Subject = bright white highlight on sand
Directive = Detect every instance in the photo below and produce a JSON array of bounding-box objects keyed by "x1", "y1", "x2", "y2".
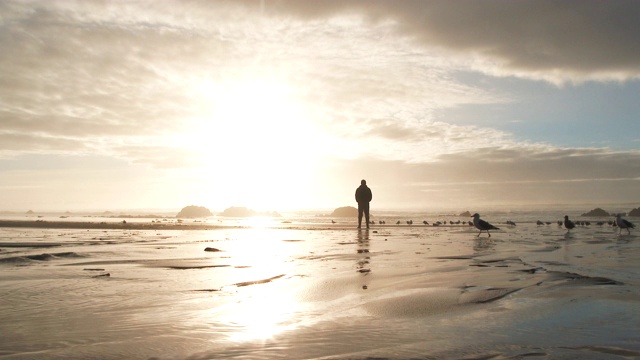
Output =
[
  {"x1": 224, "y1": 291, "x2": 299, "y2": 342},
  {"x1": 220, "y1": 229, "x2": 302, "y2": 341}
]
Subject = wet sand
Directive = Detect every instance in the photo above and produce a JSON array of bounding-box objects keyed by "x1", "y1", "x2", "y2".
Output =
[{"x1": 0, "y1": 222, "x2": 639, "y2": 359}]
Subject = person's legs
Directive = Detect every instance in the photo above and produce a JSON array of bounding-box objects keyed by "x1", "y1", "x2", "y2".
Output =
[
  {"x1": 358, "y1": 204, "x2": 364, "y2": 228},
  {"x1": 364, "y1": 203, "x2": 370, "y2": 228}
]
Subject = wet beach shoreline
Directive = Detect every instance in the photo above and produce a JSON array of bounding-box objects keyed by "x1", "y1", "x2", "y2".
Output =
[{"x1": 1, "y1": 218, "x2": 639, "y2": 359}]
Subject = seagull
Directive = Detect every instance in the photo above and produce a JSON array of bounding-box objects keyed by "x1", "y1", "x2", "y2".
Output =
[
  {"x1": 615, "y1": 214, "x2": 635, "y2": 235},
  {"x1": 563, "y1": 215, "x2": 575, "y2": 231},
  {"x1": 471, "y1": 213, "x2": 499, "y2": 237}
]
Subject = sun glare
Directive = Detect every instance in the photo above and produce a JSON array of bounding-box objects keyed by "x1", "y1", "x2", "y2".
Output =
[{"x1": 184, "y1": 77, "x2": 326, "y2": 210}]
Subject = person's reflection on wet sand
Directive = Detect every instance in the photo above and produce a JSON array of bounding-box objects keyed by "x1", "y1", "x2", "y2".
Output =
[{"x1": 357, "y1": 229, "x2": 371, "y2": 289}]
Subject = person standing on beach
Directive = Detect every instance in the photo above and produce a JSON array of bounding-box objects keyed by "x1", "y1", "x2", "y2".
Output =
[{"x1": 355, "y1": 179, "x2": 372, "y2": 229}]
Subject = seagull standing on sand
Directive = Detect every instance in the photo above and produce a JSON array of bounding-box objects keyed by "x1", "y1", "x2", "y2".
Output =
[
  {"x1": 471, "y1": 213, "x2": 500, "y2": 237},
  {"x1": 615, "y1": 214, "x2": 635, "y2": 235},
  {"x1": 563, "y1": 215, "x2": 575, "y2": 231}
]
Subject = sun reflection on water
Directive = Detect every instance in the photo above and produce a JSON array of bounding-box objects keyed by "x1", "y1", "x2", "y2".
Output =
[
  {"x1": 217, "y1": 228, "x2": 303, "y2": 342},
  {"x1": 242, "y1": 216, "x2": 278, "y2": 228},
  {"x1": 223, "y1": 288, "x2": 300, "y2": 342}
]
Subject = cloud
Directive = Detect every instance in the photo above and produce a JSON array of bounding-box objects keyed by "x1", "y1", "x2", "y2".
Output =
[
  {"x1": 1, "y1": 0, "x2": 638, "y2": 212},
  {"x1": 0, "y1": 0, "x2": 509, "y2": 165},
  {"x1": 0, "y1": 132, "x2": 88, "y2": 155},
  {"x1": 263, "y1": 0, "x2": 640, "y2": 84},
  {"x1": 326, "y1": 145, "x2": 640, "y2": 208}
]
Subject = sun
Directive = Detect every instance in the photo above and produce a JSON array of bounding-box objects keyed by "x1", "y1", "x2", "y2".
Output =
[{"x1": 183, "y1": 77, "x2": 326, "y2": 210}]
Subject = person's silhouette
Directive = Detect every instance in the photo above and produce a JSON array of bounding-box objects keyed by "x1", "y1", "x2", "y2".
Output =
[{"x1": 355, "y1": 179, "x2": 372, "y2": 228}]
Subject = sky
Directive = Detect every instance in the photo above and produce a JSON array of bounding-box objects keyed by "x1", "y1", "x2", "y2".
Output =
[{"x1": 1, "y1": 0, "x2": 639, "y2": 213}]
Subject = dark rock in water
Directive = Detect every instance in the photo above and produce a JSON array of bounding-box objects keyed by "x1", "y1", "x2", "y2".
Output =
[
  {"x1": 330, "y1": 206, "x2": 358, "y2": 217},
  {"x1": 581, "y1": 208, "x2": 609, "y2": 217},
  {"x1": 629, "y1": 207, "x2": 640, "y2": 217},
  {"x1": 204, "y1": 247, "x2": 221, "y2": 252},
  {"x1": 177, "y1": 205, "x2": 213, "y2": 218},
  {"x1": 459, "y1": 211, "x2": 472, "y2": 217}
]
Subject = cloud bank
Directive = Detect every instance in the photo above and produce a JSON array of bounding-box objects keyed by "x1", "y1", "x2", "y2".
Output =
[
  {"x1": 0, "y1": 0, "x2": 638, "y2": 210},
  {"x1": 266, "y1": 0, "x2": 640, "y2": 83}
]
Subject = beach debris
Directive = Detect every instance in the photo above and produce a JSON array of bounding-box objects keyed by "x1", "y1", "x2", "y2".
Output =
[
  {"x1": 471, "y1": 213, "x2": 500, "y2": 237},
  {"x1": 562, "y1": 272, "x2": 623, "y2": 285},
  {"x1": 192, "y1": 289, "x2": 221, "y2": 292},
  {"x1": 167, "y1": 264, "x2": 230, "y2": 270},
  {"x1": 472, "y1": 288, "x2": 522, "y2": 304},
  {"x1": 520, "y1": 267, "x2": 546, "y2": 274},
  {"x1": 233, "y1": 274, "x2": 285, "y2": 287}
]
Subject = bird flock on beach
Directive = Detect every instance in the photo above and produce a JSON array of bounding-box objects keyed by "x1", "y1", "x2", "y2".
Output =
[{"x1": 347, "y1": 213, "x2": 635, "y2": 237}]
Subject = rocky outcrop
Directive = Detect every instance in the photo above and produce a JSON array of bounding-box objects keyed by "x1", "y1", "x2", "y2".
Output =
[
  {"x1": 629, "y1": 207, "x2": 640, "y2": 217},
  {"x1": 176, "y1": 205, "x2": 213, "y2": 218},
  {"x1": 330, "y1": 206, "x2": 358, "y2": 217},
  {"x1": 581, "y1": 208, "x2": 609, "y2": 217},
  {"x1": 459, "y1": 211, "x2": 472, "y2": 217}
]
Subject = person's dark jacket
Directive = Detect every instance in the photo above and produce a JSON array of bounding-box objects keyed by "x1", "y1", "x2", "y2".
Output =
[{"x1": 355, "y1": 185, "x2": 372, "y2": 204}]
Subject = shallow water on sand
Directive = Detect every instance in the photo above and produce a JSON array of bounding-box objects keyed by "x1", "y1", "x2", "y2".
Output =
[{"x1": 0, "y1": 218, "x2": 639, "y2": 359}]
